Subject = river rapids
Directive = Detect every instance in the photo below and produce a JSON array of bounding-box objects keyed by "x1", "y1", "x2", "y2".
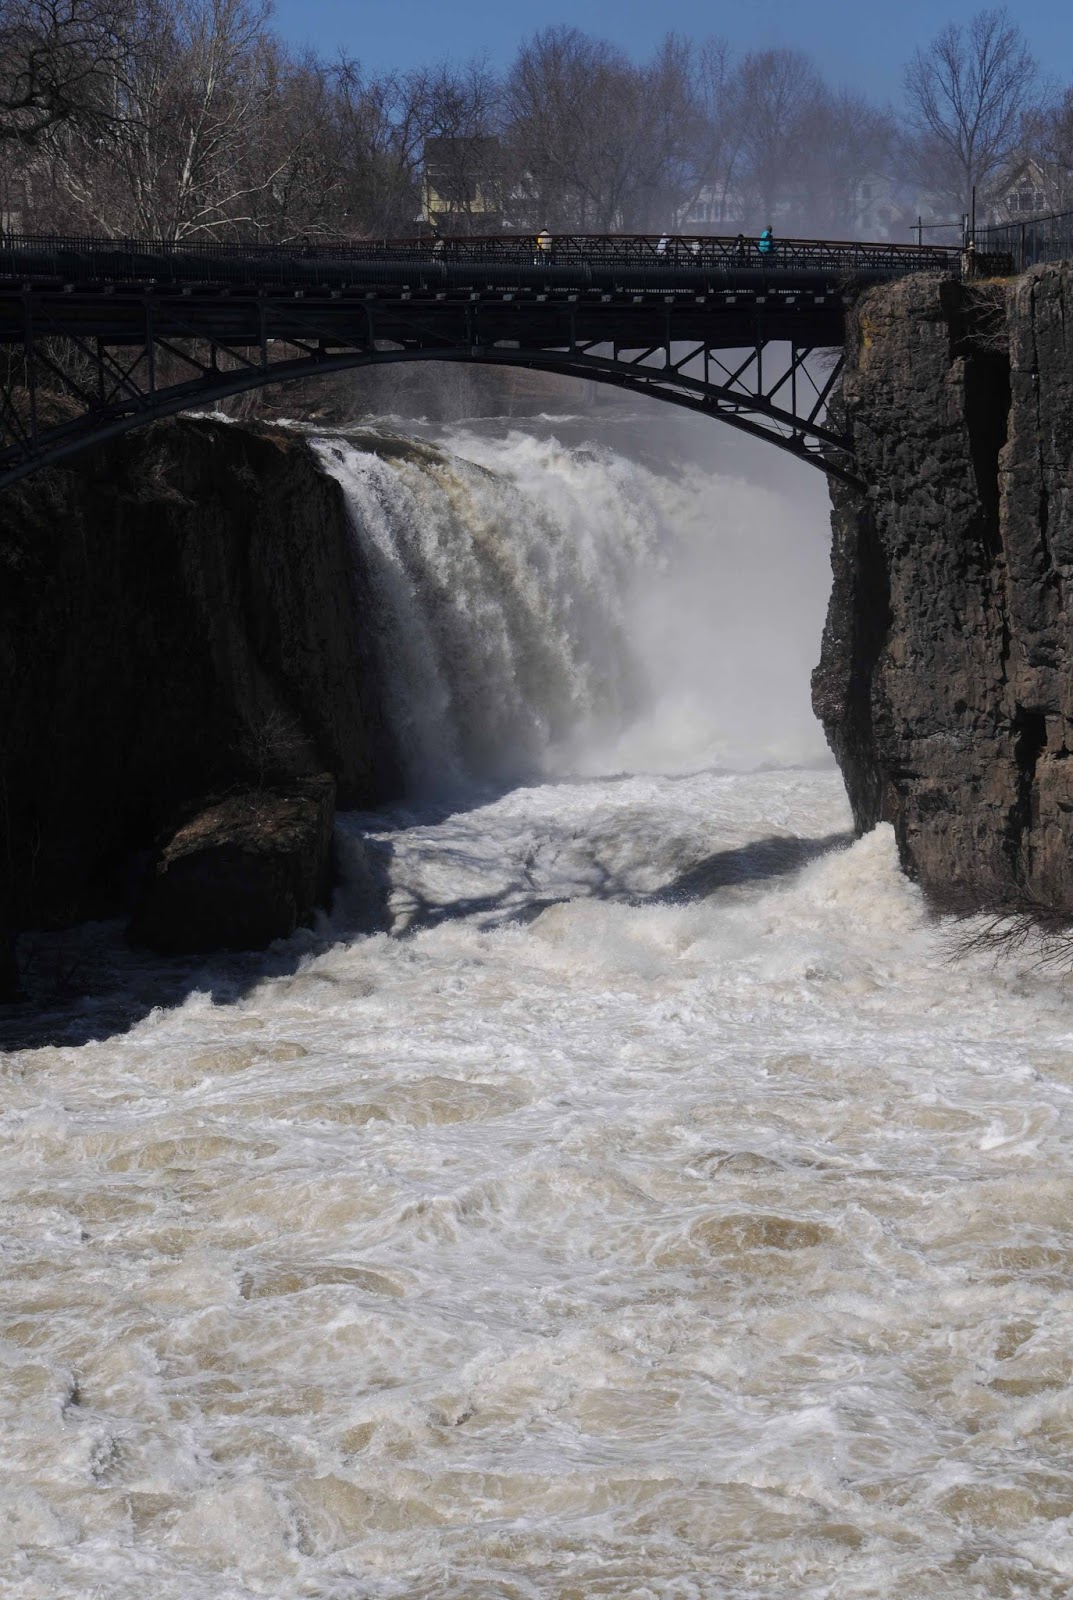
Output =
[{"x1": 4, "y1": 417, "x2": 1073, "y2": 1599}]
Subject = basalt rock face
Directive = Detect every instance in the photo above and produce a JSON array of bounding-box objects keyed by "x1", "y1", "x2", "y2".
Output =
[
  {"x1": 813, "y1": 266, "x2": 1073, "y2": 911},
  {"x1": 0, "y1": 417, "x2": 399, "y2": 978}
]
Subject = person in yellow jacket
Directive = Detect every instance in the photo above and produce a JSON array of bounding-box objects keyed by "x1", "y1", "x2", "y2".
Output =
[{"x1": 536, "y1": 226, "x2": 553, "y2": 260}]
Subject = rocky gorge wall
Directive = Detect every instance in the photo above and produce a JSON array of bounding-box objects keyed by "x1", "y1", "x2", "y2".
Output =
[
  {"x1": 813, "y1": 264, "x2": 1073, "y2": 913},
  {"x1": 0, "y1": 418, "x2": 399, "y2": 991}
]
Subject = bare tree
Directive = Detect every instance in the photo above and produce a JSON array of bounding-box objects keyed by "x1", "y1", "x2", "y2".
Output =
[
  {"x1": 504, "y1": 27, "x2": 703, "y2": 233},
  {"x1": 802, "y1": 89, "x2": 897, "y2": 236},
  {"x1": 6, "y1": 11, "x2": 1031, "y2": 252},
  {"x1": 903, "y1": 6, "x2": 1036, "y2": 214},
  {"x1": 237, "y1": 48, "x2": 352, "y2": 241},
  {"x1": 327, "y1": 59, "x2": 427, "y2": 235},
  {"x1": 677, "y1": 36, "x2": 746, "y2": 229},
  {"x1": 0, "y1": 0, "x2": 133, "y2": 146},
  {"x1": 628, "y1": 34, "x2": 709, "y2": 231},
  {"x1": 730, "y1": 48, "x2": 826, "y2": 226},
  {"x1": 504, "y1": 28, "x2": 638, "y2": 231},
  {"x1": 44, "y1": 0, "x2": 301, "y2": 238}
]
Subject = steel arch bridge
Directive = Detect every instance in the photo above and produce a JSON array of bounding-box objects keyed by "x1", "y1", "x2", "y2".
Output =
[{"x1": 0, "y1": 232, "x2": 962, "y2": 491}]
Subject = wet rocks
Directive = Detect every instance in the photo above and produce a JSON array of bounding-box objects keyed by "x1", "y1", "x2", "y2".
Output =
[
  {"x1": 813, "y1": 265, "x2": 1073, "y2": 913},
  {"x1": 129, "y1": 775, "x2": 336, "y2": 953}
]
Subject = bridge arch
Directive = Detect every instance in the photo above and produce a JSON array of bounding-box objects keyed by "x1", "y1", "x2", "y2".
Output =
[{"x1": 0, "y1": 341, "x2": 850, "y2": 492}]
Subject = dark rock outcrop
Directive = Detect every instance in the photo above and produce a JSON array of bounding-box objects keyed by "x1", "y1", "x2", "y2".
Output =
[
  {"x1": 813, "y1": 265, "x2": 1073, "y2": 911},
  {"x1": 129, "y1": 774, "x2": 336, "y2": 953},
  {"x1": 0, "y1": 925, "x2": 20, "y2": 1002},
  {"x1": 0, "y1": 417, "x2": 399, "y2": 960}
]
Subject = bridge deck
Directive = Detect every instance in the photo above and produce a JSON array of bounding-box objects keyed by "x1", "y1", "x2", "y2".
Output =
[{"x1": 0, "y1": 230, "x2": 961, "y2": 289}]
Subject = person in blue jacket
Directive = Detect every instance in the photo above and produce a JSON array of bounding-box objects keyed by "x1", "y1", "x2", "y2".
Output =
[{"x1": 757, "y1": 225, "x2": 775, "y2": 257}]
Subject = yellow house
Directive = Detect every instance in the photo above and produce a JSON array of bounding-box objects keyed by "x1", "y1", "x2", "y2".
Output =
[{"x1": 422, "y1": 137, "x2": 501, "y2": 233}]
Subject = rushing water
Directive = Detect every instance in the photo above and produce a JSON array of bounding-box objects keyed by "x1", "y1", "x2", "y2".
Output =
[{"x1": 5, "y1": 421, "x2": 1073, "y2": 1599}]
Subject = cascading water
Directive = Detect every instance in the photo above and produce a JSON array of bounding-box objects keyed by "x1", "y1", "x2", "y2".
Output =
[
  {"x1": 310, "y1": 430, "x2": 647, "y2": 789},
  {"x1": 311, "y1": 423, "x2": 831, "y2": 789},
  {"x1": 5, "y1": 415, "x2": 1073, "y2": 1600}
]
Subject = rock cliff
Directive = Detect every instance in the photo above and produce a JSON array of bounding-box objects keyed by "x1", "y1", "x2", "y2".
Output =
[
  {"x1": 0, "y1": 417, "x2": 399, "y2": 985},
  {"x1": 813, "y1": 264, "x2": 1073, "y2": 912}
]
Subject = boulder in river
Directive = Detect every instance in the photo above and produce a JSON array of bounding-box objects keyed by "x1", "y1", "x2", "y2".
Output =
[{"x1": 129, "y1": 775, "x2": 335, "y2": 954}]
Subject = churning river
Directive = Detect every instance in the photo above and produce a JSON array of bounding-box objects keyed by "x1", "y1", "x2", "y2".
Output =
[{"x1": 5, "y1": 417, "x2": 1073, "y2": 1599}]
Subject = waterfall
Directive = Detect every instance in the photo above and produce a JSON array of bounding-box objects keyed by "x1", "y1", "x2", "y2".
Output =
[{"x1": 311, "y1": 423, "x2": 832, "y2": 792}]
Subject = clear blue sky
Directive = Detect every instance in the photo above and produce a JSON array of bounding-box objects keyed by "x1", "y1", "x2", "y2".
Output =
[{"x1": 270, "y1": 0, "x2": 1073, "y2": 100}]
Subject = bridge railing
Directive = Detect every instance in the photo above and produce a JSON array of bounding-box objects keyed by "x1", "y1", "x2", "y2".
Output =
[
  {"x1": 0, "y1": 230, "x2": 962, "y2": 287},
  {"x1": 974, "y1": 207, "x2": 1073, "y2": 272}
]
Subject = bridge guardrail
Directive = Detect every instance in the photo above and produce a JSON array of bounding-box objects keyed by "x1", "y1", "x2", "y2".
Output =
[
  {"x1": 0, "y1": 231, "x2": 962, "y2": 289},
  {"x1": 974, "y1": 207, "x2": 1073, "y2": 273}
]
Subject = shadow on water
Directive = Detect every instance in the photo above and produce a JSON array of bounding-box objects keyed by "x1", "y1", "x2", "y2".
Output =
[
  {"x1": 0, "y1": 848, "x2": 398, "y2": 1054},
  {"x1": 0, "y1": 919, "x2": 337, "y2": 1055},
  {"x1": 650, "y1": 831, "x2": 850, "y2": 903},
  {"x1": 386, "y1": 830, "x2": 851, "y2": 936},
  {"x1": 0, "y1": 805, "x2": 850, "y2": 1054}
]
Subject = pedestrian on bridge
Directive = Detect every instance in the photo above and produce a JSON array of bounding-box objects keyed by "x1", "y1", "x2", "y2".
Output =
[
  {"x1": 757, "y1": 226, "x2": 775, "y2": 258},
  {"x1": 536, "y1": 226, "x2": 553, "y2": 264},
  {"x1": 656, "y1": 232, "x2": 670, "y2": 256}
]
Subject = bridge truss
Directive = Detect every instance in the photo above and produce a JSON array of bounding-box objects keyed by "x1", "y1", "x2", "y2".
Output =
[
  {"x1": 0, "y1": 232, "x2": 960, "y2": 490},
  {"x1": 0, "y1": 307, "x2": 850, "y2": 491}
]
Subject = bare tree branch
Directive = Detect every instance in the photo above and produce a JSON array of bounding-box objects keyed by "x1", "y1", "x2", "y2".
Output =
[
  {"x1": 903, "y1": 6, "x2": 1036, "y2": 213},
  {"x1": 0, "y1": 0, "x2": 134, "y2": 145}
]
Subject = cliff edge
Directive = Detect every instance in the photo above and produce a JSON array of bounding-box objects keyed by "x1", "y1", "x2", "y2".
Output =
[{"x1": 813, "y1": 265, "x2": 1073, "y2": 912}]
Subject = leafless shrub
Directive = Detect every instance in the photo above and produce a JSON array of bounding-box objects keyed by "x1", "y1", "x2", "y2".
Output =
[
  {"x1": 961, "y1": 279, "x2": 1009, "y2": 352},
  {"x1": 238, "y1": 706, "x2": 308, "y2": 788},
  {"x1": 944, "y1": 902, "x2": 1073, "y2": 972},
  {"x1": 928, "y1": 864, "x2": 1073, "y2": 973}
]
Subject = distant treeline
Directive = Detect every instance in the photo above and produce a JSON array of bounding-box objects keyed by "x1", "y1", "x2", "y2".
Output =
[{"x1": 0, "y1": 1, "x2": 1068, "y2": 241}]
